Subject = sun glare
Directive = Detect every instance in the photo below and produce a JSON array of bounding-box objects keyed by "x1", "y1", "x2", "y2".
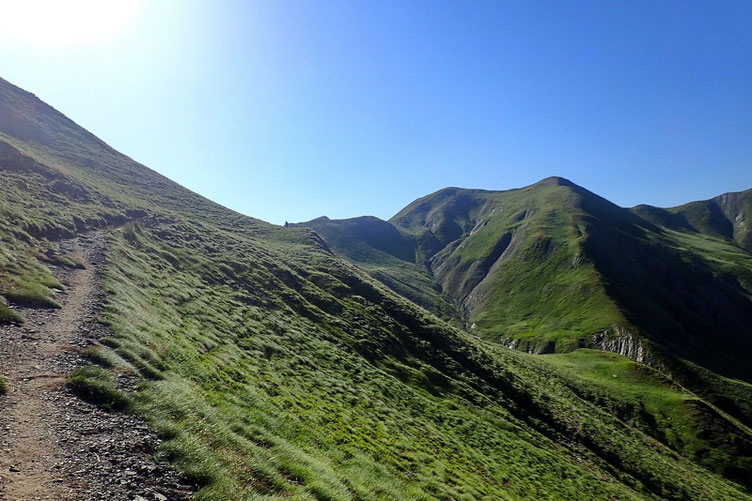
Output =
[{"x1": 0, "y1": 0, "x2": 142, "y2": 47}]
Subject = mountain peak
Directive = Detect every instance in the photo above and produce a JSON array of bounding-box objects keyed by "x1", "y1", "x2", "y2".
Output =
[
  {"x1": 4, "y1": 76, "x2": 752, "y2": 500},
  {"x1": 533, "y1": 175, "x2": 577, "y2": 188}
]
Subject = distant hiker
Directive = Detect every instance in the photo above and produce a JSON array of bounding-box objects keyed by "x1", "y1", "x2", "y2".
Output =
[{"x1": 284, "y1": 221, "x2": 289, "y2": 228}]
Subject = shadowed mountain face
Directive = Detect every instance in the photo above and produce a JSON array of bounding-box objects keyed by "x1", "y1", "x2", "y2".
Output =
[
  {"x1": 298, "y1": 176, "x2": 752, "y2": 435},
  {"x1": 3, "y1": 76, "x2": 752, "y2": 499},
  {"x1": 293, "y1": 216, "x2": 463, "y2": 323},
  {"x1": 387, "y1": 177, "x2": 638, "y2": 343},
  {"x1": 302, "y1": 216, "x2": 417, "y2": 263},
  {"x1": 634, "y1": 189, "x2": 752, "y2": 252},
  {"x1": 301, "y1": 179, "x2": 752, "y2": 378}
]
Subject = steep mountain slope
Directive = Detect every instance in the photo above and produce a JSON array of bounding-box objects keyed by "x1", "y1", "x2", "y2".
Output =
[
  {"x1": 389, "y1": 178, "x2": 634, "y2": 349},
  {"x1": 634, "y1": 188, "x2": 752, "y2": 252},
  {"x1": 295, "y1": 216, "x2": 462, "y2": 322},
  {"x1": 298, "y1": 178, "x2": 752, "y2": 430},
  {"x1": 387, "y1": 179, "x2": 752, "y2": 376},
  {"x1": 2, "y1": 76, "x2": 752, "y2": 499},
  {"x1": 303, "y1": 181, "x2": 629, "y2": 345},
  {"x1": 306, "y1": 180, "x2": 752, "y2": 362}
]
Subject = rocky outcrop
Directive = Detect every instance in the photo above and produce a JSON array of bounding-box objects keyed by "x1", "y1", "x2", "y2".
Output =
[
  {"x1": 497, "y1": 326, "x2": 673, "y2": 375},
  {"x1": 497, "y1": 336, "x2": 567, "y2": 355},
  {"x1": 590, "y1": 327, "x2": 674, "y2": 376},
  {"x1": 592, "y1": 327, "x2": 646, "y2": 362}
]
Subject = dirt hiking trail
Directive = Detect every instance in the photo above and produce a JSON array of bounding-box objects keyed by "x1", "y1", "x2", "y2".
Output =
[{"x1": 0, "y1": 232, "x2": 192, "y2": 501}]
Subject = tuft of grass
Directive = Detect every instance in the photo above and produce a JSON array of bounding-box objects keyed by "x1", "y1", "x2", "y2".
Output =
[
  {"x1": 3, "y1": 287, "x2": 61, "y2": 308},
  {"x1": 0, "y1": 376, "x2": 8, "y2": 395},
  {"x1": 1, "y1": 270, "x2": 64, "y2": 309},
  {"x1": 67, "y1": 364, "x2": 130, "y2": 411},
  {"x1": 84, "y1": 345, "x2": 118, "y2": 368},
  {"x1": 0, "y1": 303, "x2": 24, "y2": 324},
  {"x1": 43, "y1": 253, "x2": 86, "y2": 269}
]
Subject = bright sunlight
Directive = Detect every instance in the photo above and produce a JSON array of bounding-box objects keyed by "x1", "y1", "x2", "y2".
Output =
[{"x1": 0, "y1": 0, "x2": 142, "y2": 47}]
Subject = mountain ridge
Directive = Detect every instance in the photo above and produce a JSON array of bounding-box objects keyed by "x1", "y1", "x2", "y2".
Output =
[
  {"x1": 301, "y1": 177, "x2": 752, "y2": 351},
  {"x1": 3, "y1": 76, "x2": 752, "y2": 499},
  {"x1": 633, "y1": 187, "x2": 752, "y2": 252},
  {"x1": 298, "y1": 177, "x2": 752, "y2": 427}
]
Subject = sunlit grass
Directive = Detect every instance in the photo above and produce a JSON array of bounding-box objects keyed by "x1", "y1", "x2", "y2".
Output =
[{"x1": 1, "y1": 82, "x2": 752, "y2": 499}]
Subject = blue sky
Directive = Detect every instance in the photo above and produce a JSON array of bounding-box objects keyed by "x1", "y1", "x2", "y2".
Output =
[{"x1": 1, "y1": 1, "x2": 751, "y2": 224}]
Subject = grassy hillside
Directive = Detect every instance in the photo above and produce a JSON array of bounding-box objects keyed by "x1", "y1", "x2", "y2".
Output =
[
  {"x1": 304, "y1": 179, "x2": 632, "y2": 349},
  {"x1": 99, "y1": 219, "x2": 752, "y2": 499},
  {"x1": 2, "y1": 76, "x2": 752, "y2": 499},
  {"x1": 305, "y1": 179, "x2": 752, "y2": 374},
  {"x1": 582, "y1": 207, "x2": 752, "y2": 383},
  {"x1": 405, "y1": 179, "x2": 630, "y2": 350},
  {"x1": 294, "y1": 216, "x2": 462, "y2": 323},
  {"x1": 542, "y1": 349, "x2": 752, "y2": 488},
  {"x1": 298, "y1": 176, "x2": 752, "y2": 439},
  {"x1": 389, "y1": 179, "x2": 752, "y2": 372},
  {"x1": 634, "y1": 189, "x2": 752, "y2": 252}
]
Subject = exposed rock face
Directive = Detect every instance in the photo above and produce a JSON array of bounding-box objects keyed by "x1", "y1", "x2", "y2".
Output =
[
  {"x1": 590, "y1": 327, "x2": 673, "y2": 376},
  {"x1": 498, "y1": 326, "x2": 674, "y2": 376},
  {"x1": 497, "y1": 336, "x2": 567, "y2": 355},
  {"x1": 592, "y1": 327, "x2": 646, "y2": 362}
]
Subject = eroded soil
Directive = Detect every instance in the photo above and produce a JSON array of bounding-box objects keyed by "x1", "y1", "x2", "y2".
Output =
[{"x1": 0, "y1": 232, "x2": 193, "y2": 500}]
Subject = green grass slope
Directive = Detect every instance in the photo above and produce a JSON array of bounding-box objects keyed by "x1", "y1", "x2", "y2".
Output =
[
  {"x1": 2, "y1": 76, "x2": 752, "y2": 499},
  {"x1": 634, "y1": 189, "x2": 752, "y2": 252},
  {"x1": 295, "y1": 216, "x2": 462, "y2": 323},
  {"x1": 317, "y1": 178, "x2": 752, "y2": 380},
  {"x1": 313, "y1": 179, "x2": 636, "y2": 351},
  {"x1": 102, "y1": 219, "x2": 752, "y2": 500},
  {"x1": 581, "y1": 206, "x2": 752, "y2": 383},
  {"x1": 302, "y1": 179, "x2": 633, "y2": 348},
  {"x1": 298, "y1": 177, "x2": 752, "y2": 432},
  {"x1": 542, "y1": 349, "x2": 752, "y2": 489},
  {"x1": 398, "y1": 179, "x2": 631, "y2": 351}
]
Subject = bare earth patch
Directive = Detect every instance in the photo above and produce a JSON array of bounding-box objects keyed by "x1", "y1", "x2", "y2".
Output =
[{"x1": 0, "y1": 232, "x2": 193, "y2": 500}]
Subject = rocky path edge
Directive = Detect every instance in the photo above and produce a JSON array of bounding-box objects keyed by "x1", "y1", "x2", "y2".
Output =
[{"x1": 0, "y1": 231, "x2": 194, "y2": 501}]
